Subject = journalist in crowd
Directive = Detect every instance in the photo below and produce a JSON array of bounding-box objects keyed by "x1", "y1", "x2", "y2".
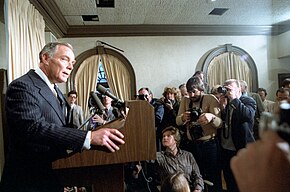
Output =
[
  {"x1": 176, "y1": 76, "x2": 223, "y2": 192},
  {"x1": 219, "y1": 79, "x2": 256, "y2": 192}
]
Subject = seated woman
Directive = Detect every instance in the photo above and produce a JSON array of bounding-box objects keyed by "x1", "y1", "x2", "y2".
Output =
[
  {"x1": 125, "y1": 126, "x2": 204, "y2": 192},
  {"x1": 156, "y1": 126, "x2": 204, "y2": 192}
]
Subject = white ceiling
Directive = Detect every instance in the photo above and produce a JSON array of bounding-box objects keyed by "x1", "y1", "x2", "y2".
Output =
[
  {"x1": 55, "y1": 0, "x2": 290, "y2": 26},
  {"x1": 29, "y1": 0, "x2": 290, "y2": 38}
]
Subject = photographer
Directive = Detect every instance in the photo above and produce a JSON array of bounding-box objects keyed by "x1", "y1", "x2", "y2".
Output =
[
  {"x1": 137, "y1": 87, "x2": 164, "y2": 151},
  {"x1": 176, "y1": 76, "x2": 223, "y2": 192},
  {"x1": 219, "y1": 79, "x2": 256, "y2": 192}
]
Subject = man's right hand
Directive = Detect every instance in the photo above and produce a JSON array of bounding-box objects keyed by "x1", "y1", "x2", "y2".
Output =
[{"x1": 91, "y1": 128, "x2": 125, "y2": 152}]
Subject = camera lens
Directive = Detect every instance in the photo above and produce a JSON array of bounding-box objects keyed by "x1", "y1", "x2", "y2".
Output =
[{"x1": 217, "y1": 86, "x2": 227, "y2": 94}]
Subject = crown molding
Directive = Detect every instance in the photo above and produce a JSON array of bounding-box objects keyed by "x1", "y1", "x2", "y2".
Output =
[
  {"x1": 65, "y1": 24, "x2": 274, "y2": 37},
  {"x1": 29, "y1": 0, "x2": 68, "y2": 38},
  {"x1": 29, "y1": 0, "x2": 289, "y2": 38}
]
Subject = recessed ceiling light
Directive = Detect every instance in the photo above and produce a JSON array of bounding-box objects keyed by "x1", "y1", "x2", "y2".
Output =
[{"x1": 82, "y1": 15, "x2": 99, "y2": 22}]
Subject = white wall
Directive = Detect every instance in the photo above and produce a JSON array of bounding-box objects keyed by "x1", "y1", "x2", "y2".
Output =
[
  {"x1": 276, "y1": 31, "x2": 290, "y2": 58},
  {"x1": 269, "y1": 32, "x2": 290, "y2": 99},
  {"x1": 61, "y1": 35, "x2": 274, "y2": 99}
]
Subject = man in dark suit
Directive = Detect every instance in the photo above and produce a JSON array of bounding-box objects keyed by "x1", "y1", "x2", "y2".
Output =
[
  {"x1": 0, "y1": 42, "x2": 125, "y2": 192},
  {"x1": 219, "y1": 79, "x2": 256, "y2": 192}
]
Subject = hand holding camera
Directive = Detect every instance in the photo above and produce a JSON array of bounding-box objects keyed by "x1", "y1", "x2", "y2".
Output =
[
  {"x1": 217, "y1": 85, "x2": 240, "y2": 101},
  {"x1": 187, "y1": 107, "x2": 203, "y2": 122},
  {"x1": 197, "y1": 113, "x2": 216, "y2": 125}
]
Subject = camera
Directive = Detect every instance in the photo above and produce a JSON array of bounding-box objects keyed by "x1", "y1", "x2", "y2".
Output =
[
  {"x1": 217, "y1": 86, "x2": 228, "y2": 94},
  {"x1": 188, "y1": 107, "x2": 203, "y2": 122},
  {"x1": 136, "y1": 94, "x2": 148, "y2": 100}
]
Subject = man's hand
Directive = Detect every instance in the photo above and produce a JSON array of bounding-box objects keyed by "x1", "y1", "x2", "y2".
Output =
[
  {"x1": 182, "y1": 111, "x2": 191, "y2": 123},
  {"x1": 91, "y1": 128, "x2": 125, "y2": 152},
  {"x1": 197, "y1": 113, "x2": 215, "y2": 125},
  {"x1": 92, "y1": 114, "x2": 104, "y2": 124},
  {"x1": 230, "y1": 131, "x2": 290, "y2": 192}
]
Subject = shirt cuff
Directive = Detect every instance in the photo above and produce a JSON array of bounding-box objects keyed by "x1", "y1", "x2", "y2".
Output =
[{"x1": 82, "y1": 131, "x2": 92, "y2": 150}]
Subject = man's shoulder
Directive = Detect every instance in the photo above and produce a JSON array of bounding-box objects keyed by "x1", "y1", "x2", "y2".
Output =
[
  {"x1": 240, "y1": 95, "x2": 256, "y2": 102},
  {"x1": 202, "y1": 94, "x2": 219, "y2": 103},
  {"x1": 8, "y1": 70, "x2": 41, "y2": 90},
  {"x1": 74, "y1": 105, "x2": 83, "y2": 111},
  {"x1": 203, "y1": 94, "x2": 217, "y2": 99}
]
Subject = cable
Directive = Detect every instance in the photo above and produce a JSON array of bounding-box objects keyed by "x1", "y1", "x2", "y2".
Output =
[{"x1": 140, "y1": 162, "x2": 153, "y2": 192}]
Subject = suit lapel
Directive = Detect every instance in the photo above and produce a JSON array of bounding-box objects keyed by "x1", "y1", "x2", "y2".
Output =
[{"x1": 28, "y1": 70, "x2": 67, "y2": 124}]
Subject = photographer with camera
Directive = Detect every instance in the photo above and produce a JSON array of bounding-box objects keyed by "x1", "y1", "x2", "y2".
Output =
[
  {"x1": 137, "y1": 87, "x2": 165, "y2": 151},
  {"x1": 176, "y1": 76, "x2": 223, "y2": 192},
  {"x1": 218, "y1": 79, "x2": 256, "y2": 192}
]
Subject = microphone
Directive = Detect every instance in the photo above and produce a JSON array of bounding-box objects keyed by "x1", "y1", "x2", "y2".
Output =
[
  {"x1": 97, "y1": 84, "x2": 124, "y2": 105},
  {"x1": 90, "y1": 91, "x2": 106, "y2": 112}
]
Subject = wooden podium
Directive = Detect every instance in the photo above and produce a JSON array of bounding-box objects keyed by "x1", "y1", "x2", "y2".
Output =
[{"x1": 52, "y1": 100, "x2": 156, "y2": 192}]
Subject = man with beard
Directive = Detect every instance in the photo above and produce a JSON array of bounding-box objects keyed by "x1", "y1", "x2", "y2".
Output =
[{"x1": 176, "y1": 76, "x2": 223, "y2": 192}]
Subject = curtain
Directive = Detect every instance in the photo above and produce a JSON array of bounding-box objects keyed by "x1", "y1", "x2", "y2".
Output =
[
  {"x1": 75, "y1": 55, "x2": 100, "y2": 118},
  {"x1": 101, "y1": 54, "x2": 131, "y2": 101},
  {"x1": 207, "y1": 52, "x2": 252, "y2": 91},
  {"x1": 6, "y1": 0, "x2": 45, "y2": 82},
  {"x1": 74, "y1": 53, "x2": 132, "y2": 119}
]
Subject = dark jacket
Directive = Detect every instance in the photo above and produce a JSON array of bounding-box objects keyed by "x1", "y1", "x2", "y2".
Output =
[
  {"x1": 0, "y1": 70, "x2": 88, "y2": 192},
  {"x1": 223, "y1": 95, "x2": 256, "y2": 151}
]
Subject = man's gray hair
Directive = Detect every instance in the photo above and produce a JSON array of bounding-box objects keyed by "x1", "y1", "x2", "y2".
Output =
[
  {"x1": 224, "y1": 79, "x2": 240, "y2": 87},
  {"x1": 39, "y1": 42, "x2": 73, "y2": 61}
]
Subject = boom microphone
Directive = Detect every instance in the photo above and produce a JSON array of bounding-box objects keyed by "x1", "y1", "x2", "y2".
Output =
[
  {"x1": 90, "y1": 91, "x2": 106, "y2": 112},
  {"x1": 97, "y1": 84, "x2": 124, "y2": 104}
]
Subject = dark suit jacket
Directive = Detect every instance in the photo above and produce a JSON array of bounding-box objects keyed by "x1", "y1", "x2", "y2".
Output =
[
  {"x1": 224, "y1": 95, "x2": 256, "y2": 151},
  {"x1": 0, "y1": 70, "x2": 88, "y2": 192}
]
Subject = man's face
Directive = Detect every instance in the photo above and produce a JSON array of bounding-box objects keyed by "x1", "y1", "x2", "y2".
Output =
[
  {"x1": 277, "y1": 91, "x2": 289, "y2": 102},
  {"x1": 258, "y1": 91, "x2": 266, "y2": 101},
  {"x1": 188, "y1": 88, "x2": 202, "y2": 102},
  {"x1": 44, "y1": 45, "x2": 76, "y2": 83},
  {"x1": 224, "y1": 82, "x2": 241, "y2": 99},
  {"x1": 138, "y1": 89, "x2": 152, "y2": 102},
  {"x1": 102, "y1": 95, "x2": 113, "y2": 105},
  {"x1": 68, "y1": 94, "x2": 77, "y2": 105}
]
